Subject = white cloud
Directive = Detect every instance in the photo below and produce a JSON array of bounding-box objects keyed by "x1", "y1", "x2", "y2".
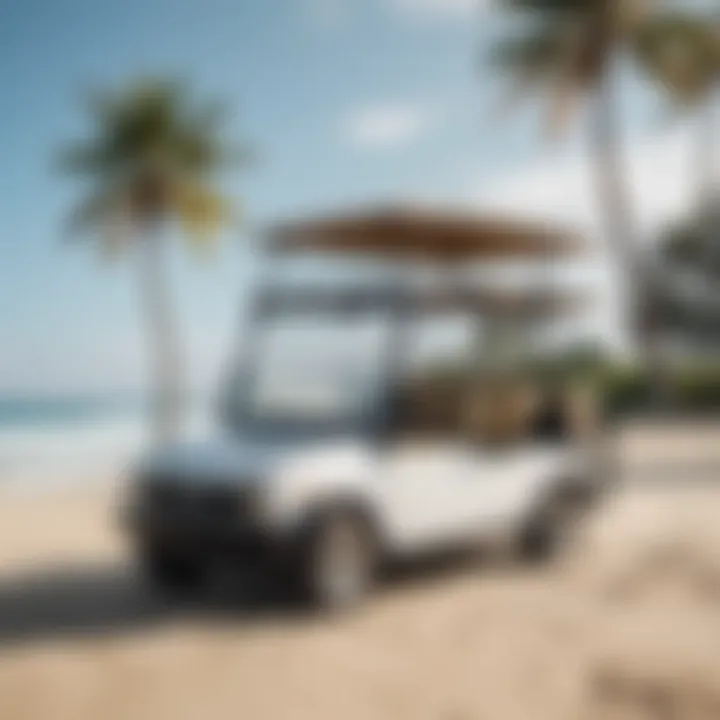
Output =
[
  {"x1": 344, "y1": 103, "x2": 433, "y2": 150},
  {"x1": 390, "y1": 0, "x2": 486, "y2": 18},
  {"x1": 306, "y1": 0, "x2": 489, "y2": 28},
  {"x1": 306, "y1": 0, "x2": 488, "y2": 30}
]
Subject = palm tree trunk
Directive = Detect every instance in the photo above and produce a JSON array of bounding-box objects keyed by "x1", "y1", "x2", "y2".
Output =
[
  {"x1": 590, "y1": 59, "x2": 668, "y2": 410},
  {"x1": 139, "y1": 230, "x2": 185, "y2": 443}
]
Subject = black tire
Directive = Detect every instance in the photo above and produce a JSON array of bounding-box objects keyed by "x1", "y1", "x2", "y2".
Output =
[
  {"x1": 517, "y1": 485, "x2": 588, "y2": 564},
  {"x1": 295, "y1": 509, "x2": 377, "y2": 612},
  {"x1": 517, "y1": 514, "x2": 558, "y2": 564},
  {"x1": 140, "y1": 544, "x2": 207, "y2": 595}
]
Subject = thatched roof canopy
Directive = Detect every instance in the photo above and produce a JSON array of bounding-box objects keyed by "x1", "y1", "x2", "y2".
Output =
[{"x1": 267, "y1": 206, "x2": 585, "y2": 262}]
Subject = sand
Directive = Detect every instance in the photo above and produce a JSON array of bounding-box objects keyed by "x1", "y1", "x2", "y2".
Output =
[{"x1": 1, "y1": 454, "x2": 720, "y2": 719}]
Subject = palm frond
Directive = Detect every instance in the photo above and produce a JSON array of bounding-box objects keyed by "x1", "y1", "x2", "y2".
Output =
[
  {"x1": 173, "y1": 181, "x2": 232, "y2": 251},
  {"x1": 65, "y1": 184, "x2": 137, "y2": 260},
  {"x1": 59, "y1": 77, "x2": 248, "y2": 252},
  {"x1": 634, "y1": 13, "x2": 719, "y2": 103},
  {"x1": 488, "y1": 17, "x2": 603, "y2": 132}
]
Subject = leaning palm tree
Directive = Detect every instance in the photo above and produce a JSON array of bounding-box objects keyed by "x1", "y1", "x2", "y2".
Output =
[
  {"x1": 488, "y1": 1, "x2": 712, "y2": 395},
  {"x1": 60, "y1": 79, "x2": 246, "y2": 442},
  {"x1": 489, "y1": 0, "x2": 648, "y2": 332}
]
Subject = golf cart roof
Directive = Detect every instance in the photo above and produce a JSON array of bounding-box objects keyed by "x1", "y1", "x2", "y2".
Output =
[{"x1": 267, "y1": 205, "x2": 585, "y2": 263}]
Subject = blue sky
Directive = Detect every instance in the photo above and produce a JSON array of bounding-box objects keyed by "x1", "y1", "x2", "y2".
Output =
[{"x1": 0, "y1": 0, "x2": 700, "y2": 395}]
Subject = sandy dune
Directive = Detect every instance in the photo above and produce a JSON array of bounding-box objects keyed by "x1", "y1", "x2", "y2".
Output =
[{"x1": 1, "y1": 459, "x2": 720, "y2": 718}]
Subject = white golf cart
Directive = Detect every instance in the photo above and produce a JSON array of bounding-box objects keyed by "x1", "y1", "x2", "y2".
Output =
[{"x1": 125, "y1": 206, "x2": 606, "y2": 610}]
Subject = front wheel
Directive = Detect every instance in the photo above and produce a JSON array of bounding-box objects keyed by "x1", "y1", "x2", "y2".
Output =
[
  {"x1": 139, "y1": 544, "x2": 207, "y2": 596},
  {"x1": 296, "y1": 510, "x2": 377, "y2": 612}
]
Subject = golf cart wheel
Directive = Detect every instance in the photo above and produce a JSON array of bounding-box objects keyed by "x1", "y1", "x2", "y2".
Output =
[
  {"x1": 140, "y1": 544, "x2": 206, "y2": 595},
  {"x1": 518, "y1": 485, "x2": 586, "y2": 564},
  {"x1": 297, "y1": 508, "x2": 376, "y2": 612}
]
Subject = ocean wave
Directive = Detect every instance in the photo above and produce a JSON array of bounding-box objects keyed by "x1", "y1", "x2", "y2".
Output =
[{"x1": 0, "y1": 407, "x2": 212, "y2": 489}]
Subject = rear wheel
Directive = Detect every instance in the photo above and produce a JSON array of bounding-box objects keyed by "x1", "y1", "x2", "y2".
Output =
[
  {"x1": 518, "y1": 485, "x2": 588, "y2": 564},
  {"x1": 297, "y1": 510, "x2": 376, "y2": 612}
]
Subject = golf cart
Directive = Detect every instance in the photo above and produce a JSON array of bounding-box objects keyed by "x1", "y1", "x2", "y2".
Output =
[{"x1": 125, "y1": 206, "x2": 605, "y2": 610}]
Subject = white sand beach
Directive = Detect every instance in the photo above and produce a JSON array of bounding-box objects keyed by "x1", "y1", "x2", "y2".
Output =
[{"x1": 0, "y1": 424, "x2": 719, "y2": 720}]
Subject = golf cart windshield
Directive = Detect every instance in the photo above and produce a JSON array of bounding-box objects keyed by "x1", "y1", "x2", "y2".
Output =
[{"x1": 225, "y1": 290, "x2": 390, "y2": 435}]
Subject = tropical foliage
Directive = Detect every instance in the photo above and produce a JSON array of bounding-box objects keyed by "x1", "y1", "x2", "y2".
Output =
[
  {"x1": 61, "y1": 78, "x2": 247, "y2": 440},
  {"x1": 488, "y1": 0, "x2": 718, "y2": 396},
  {"x1": 649, "y1": 203, "x2": 720, "y2": 352}
]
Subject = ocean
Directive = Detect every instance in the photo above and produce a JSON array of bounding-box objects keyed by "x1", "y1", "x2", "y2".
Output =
[{"x1": 0, "y1": 397, "x2": 208, "y2": 491}]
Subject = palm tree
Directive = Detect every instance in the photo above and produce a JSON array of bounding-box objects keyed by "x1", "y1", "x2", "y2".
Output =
[
  {"x1": 488, "y1": 1, "x2": 714, "y2": 398},
  {"x1": 60, "y1": 78, "x2": 247, "y2": 442},
  {"x1": 489, "y1": 0, "x2": 648, "y2": 335}
]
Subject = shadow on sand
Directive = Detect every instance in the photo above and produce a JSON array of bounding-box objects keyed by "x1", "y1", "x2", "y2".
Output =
[
  {"x1": 0, "y1": 551, "x2": 526, "y2": 649},
  {"x1": 0, "y1": 561, "x2": 307, "y2": 648}
]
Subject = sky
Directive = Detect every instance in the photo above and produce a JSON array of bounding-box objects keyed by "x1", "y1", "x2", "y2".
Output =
[{"x1": 0, "y1": 0, "x2": 705, "y2": 396}]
